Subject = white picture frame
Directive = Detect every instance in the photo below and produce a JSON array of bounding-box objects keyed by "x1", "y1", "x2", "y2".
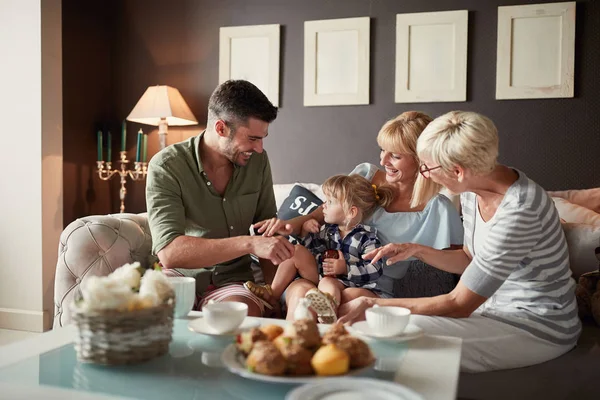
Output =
[
  {"x1": 496, "y1": 2, "x2": 575, "y2": 100},
  {"x1": 219, "y1": 24, "x2": 280, "y2": 106},
  {"x1": 304, "y1": 17, "x2": 370, "y2": 106},
  {"x1": 395, "y1": 10, "x2": 468, "y2": 103}
]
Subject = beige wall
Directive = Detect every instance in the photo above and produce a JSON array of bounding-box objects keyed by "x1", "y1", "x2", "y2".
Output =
[{"x1": 0, "y1": 0, "x2": 62, "y2": 332}]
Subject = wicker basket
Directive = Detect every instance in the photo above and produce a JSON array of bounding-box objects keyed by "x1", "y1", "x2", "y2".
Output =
[{"x1": 71, "y1": 298, "x2": 174, "y2": 365}]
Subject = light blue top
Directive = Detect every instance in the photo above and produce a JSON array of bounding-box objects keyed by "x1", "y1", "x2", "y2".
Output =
[{"x1": 351, "y1": 163, "x2": 464, "y2": 295}]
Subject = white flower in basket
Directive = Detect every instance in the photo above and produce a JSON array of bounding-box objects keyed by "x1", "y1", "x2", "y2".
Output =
[
  {"x1": 79, "y1": 276, "x2": 135, "y2": 312},
  {"x1": 76, "y1": 263, "x2": 174, "y2": 312},
  {"x1": 139, "y1": 269, "x2": 175, "y2": 306},
  {"x1": 109, "y1": 262, "x2": 144, "y2": 291}
]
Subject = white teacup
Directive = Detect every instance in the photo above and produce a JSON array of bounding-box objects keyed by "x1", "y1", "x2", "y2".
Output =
[
  {"x1": 365, "y1": 305, "x2": 411, "y2": 337},
  {"x1": 168, "y1": 277, "x2": 196, "y2": 318},
  {"x1": 203, "y1": 301, "x2": 248, "y2": 334}
]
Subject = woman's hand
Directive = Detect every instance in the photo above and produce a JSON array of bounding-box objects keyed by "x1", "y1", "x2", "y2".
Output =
[
  {"x1": 253, "y1": 218, "x2": 293, "y2": 237},
  {"x1": 337, "y1": 296, "x2": 375, "y2": 325},
  {"x1": 364, "y1": 243, "x2": 422, "y2": 265},
  {"x1": 322, "y1": 250, "x2": 346, "y2": 276}
]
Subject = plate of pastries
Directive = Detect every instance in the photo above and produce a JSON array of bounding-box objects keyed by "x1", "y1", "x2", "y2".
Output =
[{"x1": 221, "y1": 319, "x2": 375, "y2": 383}]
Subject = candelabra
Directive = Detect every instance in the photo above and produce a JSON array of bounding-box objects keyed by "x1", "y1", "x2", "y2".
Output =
[{"x1": 96, "y1": 151, "x2": 147, "y2": 213}]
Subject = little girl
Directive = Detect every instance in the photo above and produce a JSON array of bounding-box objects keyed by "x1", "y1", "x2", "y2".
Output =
[{"x1": 246, "y1": 174, "x2": 394, "y2": 323}]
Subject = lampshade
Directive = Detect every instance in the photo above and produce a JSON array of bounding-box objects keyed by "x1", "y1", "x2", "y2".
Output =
[{"x1": 126, "y1": 85, "x2": 198, "y2": 126}]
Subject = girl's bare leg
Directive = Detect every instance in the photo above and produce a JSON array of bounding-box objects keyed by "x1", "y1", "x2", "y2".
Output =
[{"x1": 284, "y1": 279, "x2": 318, "y2": 321}]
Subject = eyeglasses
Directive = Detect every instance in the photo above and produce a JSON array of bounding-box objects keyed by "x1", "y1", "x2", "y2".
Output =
[{"x1": 419, "y1": 163, "x2": 442, "y2": 178}]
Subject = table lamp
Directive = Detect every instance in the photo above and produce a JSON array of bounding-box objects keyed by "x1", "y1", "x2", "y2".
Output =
[{"x1": 126, "y1": 85, "x2": 198, "y2": 150}]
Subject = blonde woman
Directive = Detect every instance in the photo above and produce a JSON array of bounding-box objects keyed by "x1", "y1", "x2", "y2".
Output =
[
  {"x1": 338, "y1": 111, "x2": 581, "y2": 372},
  {"x1": 254, "y1": 112, "x2": 463, "y2": 318}
]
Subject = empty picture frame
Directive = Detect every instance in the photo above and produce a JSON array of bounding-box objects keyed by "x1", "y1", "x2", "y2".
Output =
[
  {"x1": 395, "y1": 10, "x2": 468, "y2": 103},
  {"x1": 496, "y1": 2, "x2": 575, "y2": 100},
  {"x1": 219, "y1": 24, "x2": 280, "y2": 106},
  {"x1": 304, "y1": 17, "x2": 370, "y2": 106}
]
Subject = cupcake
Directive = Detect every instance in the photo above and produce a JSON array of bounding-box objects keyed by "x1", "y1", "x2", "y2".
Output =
[
  {"x1": 310, "y1": 344, "x2": 350, "y2": 376},
  {"x1": 334, "y1": 335, "x2": 374, "y2": 368},
  {"x1": 246, "y1": 341, "x2": 286, "y2": 376}
]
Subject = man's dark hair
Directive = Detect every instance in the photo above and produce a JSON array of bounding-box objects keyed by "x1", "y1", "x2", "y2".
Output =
[{"x1": 207, "y1": 80, "x2": 277, "y2": 130}]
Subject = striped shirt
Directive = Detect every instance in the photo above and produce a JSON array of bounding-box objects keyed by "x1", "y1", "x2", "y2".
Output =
[
  {"x1": 461, "y1": 170, "x2": 581, "y2": 346},
  {"x1": 302, "y1": 224, "x2": 384, "y2": 290}
]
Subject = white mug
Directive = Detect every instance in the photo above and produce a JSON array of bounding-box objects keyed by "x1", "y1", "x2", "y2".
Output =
[
  {"x1": 365, "y1": 305, "x2": 411, "y2": 337},
  {"x1": 203, "y1": 301, "x2": 248, "y2": 334},
  {"x1": 167, "y1": 277, "x2": 196, "y2": 318}
]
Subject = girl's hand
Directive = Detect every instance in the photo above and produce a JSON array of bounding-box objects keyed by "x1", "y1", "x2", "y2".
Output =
[
  {"x1": 323, "y1": 250, "x2": 346, "y2": 276},
  {"x1": 364, "y1": 243, "x2": 421, "y2": 265},
  {"x1": 301, "y1": 219, "x2": 321, "y2": 235}
]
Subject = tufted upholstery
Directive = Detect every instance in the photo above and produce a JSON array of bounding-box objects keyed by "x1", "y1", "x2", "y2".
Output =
[
  {"x1": 53, "y1": 184, "x2": 318, "y2": 328},
  {"x1": 53, "y1": 213, "x2": 156, "y2": 328}
]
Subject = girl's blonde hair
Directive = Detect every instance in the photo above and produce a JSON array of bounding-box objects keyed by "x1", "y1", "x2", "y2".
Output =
[
  {"x1": 417, "y1": 111, "x2": 499, "y2": 175},
  {"x1": 322, "y1": 174, "x2": 394, "y2": 221},
  {"x1": 376, "y1": 111, "x2": 441, "y2": 208}
]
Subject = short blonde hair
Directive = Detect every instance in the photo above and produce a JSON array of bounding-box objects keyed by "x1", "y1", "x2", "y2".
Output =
[
  {"x1": 322, "y1": 174, "x2": 394, "y2": 220},
  {"x1": 417, "y1": 111, "x2": 499, "y2": 175},
  {"x1": 376, "y1": 111, "x2": 441, "y2": 208}
]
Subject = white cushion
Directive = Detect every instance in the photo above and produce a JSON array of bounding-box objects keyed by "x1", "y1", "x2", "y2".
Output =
[
  {"x1": 549, "y1": 188, "x2": 600, "y2": 214},
  {"x1": 562, "y1": 222, "x2": 600, "y2": 279},
  {"x1": 553, "y1": 197, "x2": 600, "y2": 225}
]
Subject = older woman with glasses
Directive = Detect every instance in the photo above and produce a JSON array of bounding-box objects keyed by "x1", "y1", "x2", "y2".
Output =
[
  {"x1": 337, "y1": 111, "x2": 581, "y2": 372},
  {"x1": 254, "y1": 111, "x2": 463, "y2": 320}
]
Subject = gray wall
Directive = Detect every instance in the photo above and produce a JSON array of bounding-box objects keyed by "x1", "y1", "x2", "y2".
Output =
[{"x1": 64, "y1": 0, "x2": 600, "y2": 220}]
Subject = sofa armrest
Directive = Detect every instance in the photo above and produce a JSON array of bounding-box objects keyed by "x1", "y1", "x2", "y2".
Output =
[{"x1": 53, "y1": 213, "x2": 153, "y2": 328}]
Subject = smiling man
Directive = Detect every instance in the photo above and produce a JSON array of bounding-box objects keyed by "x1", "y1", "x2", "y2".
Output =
[{"x1": 146, "y1": 80, "x2": 294, "y2": 317}]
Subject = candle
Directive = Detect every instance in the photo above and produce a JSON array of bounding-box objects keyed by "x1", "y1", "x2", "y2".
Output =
[
  {"x1": 107, "y1": 131, "x2": 112, "y2": 161},
  {"x1": 97, "y1": 130, "x2": 103, "y2": 161},
  {"x1": 135, "y1": 130, "x2": 142, "y2": 162},
  {"x1": 142, "y1": 131, "x2": 148, "y2": 162},
  {"x1": 121, "y1": 121, "x2": 127, "y2": 152}
]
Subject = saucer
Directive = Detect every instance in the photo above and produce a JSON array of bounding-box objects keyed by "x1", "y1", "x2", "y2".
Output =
[
  {"x1": 349, "y1": 321, "x2": 424, "y2": 342},
  {"x1": 188, "y1": 317, "x2": 260, "y2": 336}
]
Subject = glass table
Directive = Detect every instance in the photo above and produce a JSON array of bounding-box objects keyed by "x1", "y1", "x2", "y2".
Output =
[{"x1": 0, "y1": 312, "x2": 462, "y2": 399}]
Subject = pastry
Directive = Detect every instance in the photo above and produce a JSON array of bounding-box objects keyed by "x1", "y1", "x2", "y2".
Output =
[
  {"x1": 236, "y1": 327, "x2": 268, "y2": 355},
  {"x1": 246, "y1": 341, "x2": 286, "y2": 376},
  {"x1": 310, "y1": 344, "x2": 350, "y2": 376},
  {"x1": 273, "y1": 336, "x2": 314, "y2": 376},
  {"x1": 283, "y1": 319, "x2": 321, "y2": 350},
  {"x1": 322, "y1": 323, "x2": 348, "y2": 345},
  {"x1": 334, "y1": 335, "x2": 374, "y2": 368},
  {"x1": 260, "y1": 324, "x2": 284, "y2": 341}
]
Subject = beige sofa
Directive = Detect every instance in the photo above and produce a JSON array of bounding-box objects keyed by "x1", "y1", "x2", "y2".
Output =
[{"x1": 53, "y1": 184, "x2": 599, "y2": 398}]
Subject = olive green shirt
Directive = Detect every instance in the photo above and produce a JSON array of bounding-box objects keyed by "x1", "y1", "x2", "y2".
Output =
[{"x1": 146, "y1": 132, "x2": 277, "y2": 293}]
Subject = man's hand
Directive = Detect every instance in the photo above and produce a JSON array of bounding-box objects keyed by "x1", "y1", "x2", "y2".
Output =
[
  {"x1": 253, "y1": 218, "x2": 293, "y2": 237},
  {"x1": 364, "y1": 243, "x2": 422, "y2": 265},
  {"x1": 322, "y1": 250, "x2": 346, "y2": 276},
  {"x1": 337, "y1": 296, "x2": 374, "y2": 325},
  {"x1": 301, "y1": 219, "x2": 320, "y2": 236},
  {"x1": 251, "y1": 236, "x2": 295, "y2": 265}
]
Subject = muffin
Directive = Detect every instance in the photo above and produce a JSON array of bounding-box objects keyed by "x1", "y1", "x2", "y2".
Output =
[
  {"x1": 283, "y1": 319, "x2": 321, "y2": 350},
  {"x1": 310, "y1": 344, "x2": 350, "y2": 376},
  {"x1": 322, "y1": 323, "x2": 348, "y2": 345},
  {"x1": 260, "y1": 324, "x2": 284, "y2": 341},
  {"x1": 246, "y1": 341, "x2": 286, "y2": 376},
  {"x1": 236, "y1": 328, "x2": 268, "y2": 355},
  {"x1": 273, "y1": 336, "x2": 314, "y2": 376},
  {"x1": 334, "y1": 335, "x2": 374, "y2": 368}
]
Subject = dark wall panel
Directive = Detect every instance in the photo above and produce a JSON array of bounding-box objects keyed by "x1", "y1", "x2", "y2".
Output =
[{"x1": 63, "y1": 0, "x2": 600, "y2": 220}]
